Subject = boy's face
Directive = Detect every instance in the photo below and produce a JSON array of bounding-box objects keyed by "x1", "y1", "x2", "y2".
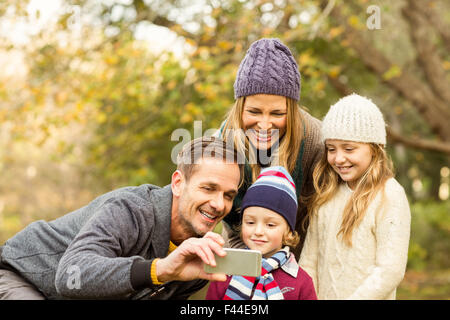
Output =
[{"x1": 241, "y1": 206, "x2": 289, "y2": 258}]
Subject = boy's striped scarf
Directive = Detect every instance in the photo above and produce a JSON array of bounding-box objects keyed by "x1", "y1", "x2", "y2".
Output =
[{"x1": 223, "y1": 248, "x2": 289, "y2": 300}]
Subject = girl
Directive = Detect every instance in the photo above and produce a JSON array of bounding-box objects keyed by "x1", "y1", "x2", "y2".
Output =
[
  {"x1": 206, "y1": 166, "x2": 317, "y2": 300},
  {"x1": 214, "y1": 38, "x2": 323, "y2": 259},
  {"x1": 299, "y1": 93, "x2": 411, "y2": 300}
]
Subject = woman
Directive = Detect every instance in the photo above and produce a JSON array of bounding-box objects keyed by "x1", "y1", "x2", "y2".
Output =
[{"x1": 215, "y1": 38, "x2": 323, "y2": 258}]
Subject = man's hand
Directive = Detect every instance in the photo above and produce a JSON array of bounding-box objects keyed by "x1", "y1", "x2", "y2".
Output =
[{"x1": 155, "y1": 232, "x2": 228, "y2": 283}]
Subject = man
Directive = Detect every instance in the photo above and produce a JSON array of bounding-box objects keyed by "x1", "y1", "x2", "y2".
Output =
[{"x1": 0, "y1": 137, "x2": 243, "y2": 299}]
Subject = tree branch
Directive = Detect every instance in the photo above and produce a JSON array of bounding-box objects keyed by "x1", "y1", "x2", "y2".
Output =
[
  {"x1": 402, "y1": 0, "x2": 450, "y2": 104},
  {"x1": 309, "y1": 0, "x2": 336, "y2": 40},
  {"x1": 128, "y1": 0, "x2": 197, "y2": 41},
  {"x1": 386, "y1": 126, "x2": 450, "y2": 154},
  {"x1": 414, "y1": 0, "x2": 450, "y2": 51},
  {"x1": 328, "y1": 4, "x2": 450, "y2": 142}
]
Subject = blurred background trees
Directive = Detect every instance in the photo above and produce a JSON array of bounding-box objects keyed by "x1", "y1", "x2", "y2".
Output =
[{"x1": 0, "y1": 0, "x2": 449, "y2": 298}]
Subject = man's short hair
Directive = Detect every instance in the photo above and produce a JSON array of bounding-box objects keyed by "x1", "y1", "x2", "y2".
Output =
[{"x1": 176, "y1": 136, "x2": 244, "y2": 185}]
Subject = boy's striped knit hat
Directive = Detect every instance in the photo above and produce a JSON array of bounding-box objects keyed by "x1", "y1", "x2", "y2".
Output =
[{"x1": 241, "y1": 166, "x2": 297, "y2": 231}]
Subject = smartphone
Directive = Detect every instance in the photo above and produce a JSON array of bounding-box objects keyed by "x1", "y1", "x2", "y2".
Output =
[{"x1": 204, "y1": 248, "x2": 262, "y2": 277}]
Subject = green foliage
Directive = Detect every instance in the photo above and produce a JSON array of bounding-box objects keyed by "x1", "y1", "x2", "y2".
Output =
[{"x1": 408, "y1": 200, "x2": 450, "y2": 271}]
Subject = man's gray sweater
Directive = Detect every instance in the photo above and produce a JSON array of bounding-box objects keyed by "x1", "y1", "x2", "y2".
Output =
[{"x1": 0, "y1": 184, "x2": 206, "y2": 299}]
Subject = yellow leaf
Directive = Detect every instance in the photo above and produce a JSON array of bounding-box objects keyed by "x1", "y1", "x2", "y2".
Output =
[
  {"x1": 329, "y1": 26, "x2": 344, "y2": 39},
  {"x1": 328, "y1": 66, "x2": 341, "y2": 78},
  {"x1": 170, "y1": 25, "x2": 183, "y2": 34},
  {"x1": 137, "y1": 167, "x2": 147, "y2": 177},
  {"x1": 194, "y1": 83, "x2": 203, "y2": 92},
  {"x1": 347, "y1": 15, "x2": 364, "y2": 30},
  {"x1": 234, "y1": 43, "x2": 243, "y2": 53},
  {"x1": 185, "y1": 38, "x2": 197, "y2": 47},
  {"x1": 3, "y1": 215, "x2": 22, "y2": 234},
  {"x1": 192, "y1": 60, "x2": 204, "y2": 70},
  {"x1": 144, "y1": 66, "x2": 153, "y2": 75},
  {"x1": 383, "y1": 65, "x2": 402, "y2": 80},
  {"x1": 210, "y1": 46, "x2": 220, "y2": 55},
  {"x1": 126, "y1": 86, "x2": 137, "y2": 96},
  {"x1": 184, "y1": 102, "x2": 196, "y2": 111},
  {"x1": 442, "y1": 60, "x2": 450, "y2": 70},
  {"x1": 119, "y1": 116, "x2": 130, "y2": 125},
  {"x1": 340, "y1": 39, "x2": 350, "y2": 47},
  {"x1": 217, "y1": 41, "x2": 233, "y2": 51},
  {"x1": 167, "y1": 80, "x2": 177, "y2": 90},
  {"x1": 201, "y1": 32, "x2": 213, "y2": 43},
  {"x1": 197, "y1": 47, "x2": 210, "y2": 59},
  {"x1": 314, "y1": 81, "x2": 325, "y2": 92},
  {"x1": 105, "y1": 56, "x2": 118, "y2": 65},
  {"x1": 96, "y1": 112, "x2": 107, "y2": 124},
  {"x1": 262, "y1": 27, "x2": 273, "y2": 36},
  {"x1": 180, "y1": 113, "x2": 193, "y2": 124},
  {"x1": 298, "y1": 52, "x2": 312, "y2": 66},
  {"x1": 76, "y1": 102, "x2": 84, "y2": 113}
]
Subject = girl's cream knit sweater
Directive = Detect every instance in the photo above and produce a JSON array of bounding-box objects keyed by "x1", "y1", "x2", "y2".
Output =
[{"x1": 299, "y1": 178, "x2": 411, "y2": 300}]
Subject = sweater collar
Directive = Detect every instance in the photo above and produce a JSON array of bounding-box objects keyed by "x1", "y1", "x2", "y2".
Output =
[
  {"x1": 280, "y1": 252, "x2": 299, "y2": 278},
  {"x1": 343, "y1": 182, "x2": 354, "y2": 193}
]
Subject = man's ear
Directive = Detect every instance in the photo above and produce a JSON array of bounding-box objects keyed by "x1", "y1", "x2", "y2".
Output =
[{"x1": 171, "y1": 170, "x2": 185, "y2": 197}]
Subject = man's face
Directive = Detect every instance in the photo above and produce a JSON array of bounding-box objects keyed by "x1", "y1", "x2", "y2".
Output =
[{"x1": 172, "y1": 157, "x2": 240, "y2": 239}]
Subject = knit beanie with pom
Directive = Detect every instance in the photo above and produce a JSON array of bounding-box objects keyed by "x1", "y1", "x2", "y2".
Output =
[
  {"x1": 234, "y1": 38, "x2": 301, "y2": 101},
  {"x1": 241, "y1": 166, "x2": 297, "y2": 232},
  {"x1": 321, "y1": 93, "x2": 387, "y2": 145}
]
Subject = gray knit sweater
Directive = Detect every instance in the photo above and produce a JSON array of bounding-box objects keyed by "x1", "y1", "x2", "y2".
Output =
[{"x1": 0, "y1": 184, "x2": 206, "y2": 299}]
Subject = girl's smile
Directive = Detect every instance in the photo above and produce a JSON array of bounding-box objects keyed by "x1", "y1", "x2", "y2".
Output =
[{"x1": 326, "y1": 139, "x2": 373, "y2": 190}]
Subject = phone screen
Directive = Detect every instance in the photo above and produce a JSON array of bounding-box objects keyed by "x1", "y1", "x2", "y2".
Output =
[{"x1": 204, "y1": 248, "x2": 262, "y2": 277}]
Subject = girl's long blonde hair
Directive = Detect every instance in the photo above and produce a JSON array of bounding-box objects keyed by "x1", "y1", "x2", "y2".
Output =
[
  {"x1": 220, "y1": 96, "x2": 305, "y2": 183},
  {"x1": 308, "y1": 143, "x2": 394, "y2": 246}
]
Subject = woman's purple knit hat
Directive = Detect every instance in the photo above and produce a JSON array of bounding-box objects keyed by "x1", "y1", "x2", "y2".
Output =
[{"x1": 234, "y1": 38, "x2": 301, "y2": 101}]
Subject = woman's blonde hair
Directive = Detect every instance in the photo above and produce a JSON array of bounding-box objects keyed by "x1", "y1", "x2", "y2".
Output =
[
  {"x1": 308, "y1": 143, "x2": 394, "y2": 246},
  {"x1": 220, "y1": 96, "x2": 305, "y2": 183}
]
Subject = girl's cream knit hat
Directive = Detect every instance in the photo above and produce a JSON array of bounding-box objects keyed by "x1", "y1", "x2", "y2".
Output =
[{"x1": 321, "y1": 93, "x2": 386, "y2": 145}]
